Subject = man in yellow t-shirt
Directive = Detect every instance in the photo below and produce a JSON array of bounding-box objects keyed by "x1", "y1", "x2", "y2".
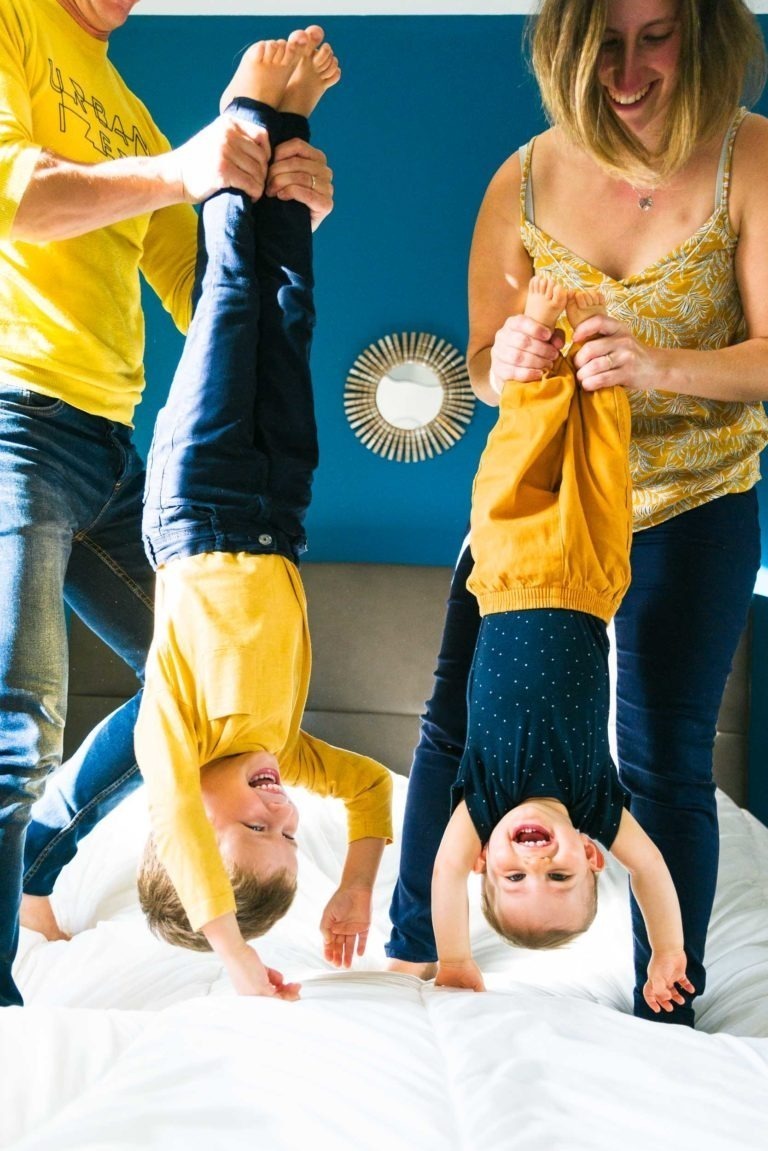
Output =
[
  {"x1": 4, "y1": 0, "x2": 334, "y2": 1009},
  {"x1": 134, "y1": 41, "x2": 392, "y2": 1000}
]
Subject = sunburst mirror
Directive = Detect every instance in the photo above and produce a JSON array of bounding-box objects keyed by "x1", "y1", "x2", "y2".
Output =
[{"x1": 344, "y1": 332, "x2": 476, "y2": 463}]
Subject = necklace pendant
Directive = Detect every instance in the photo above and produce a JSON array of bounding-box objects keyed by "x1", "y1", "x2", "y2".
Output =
[{"x1": 638, "y1": 193, "x2": 654, "y2": 211}]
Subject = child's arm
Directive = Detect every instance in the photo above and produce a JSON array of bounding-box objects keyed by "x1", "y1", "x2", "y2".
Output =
[
  {"x1": 432, "y1": 801, "x2": 486, "y2": 992},
  {"x1": 135, "y1": 670, "x2": 298, "y2": 998},
  {"x1": 319, "y1": 837, "x2": 385, "y2": 968},
  {"x1": 135, "y1": 678, "x2": 235, "y2": 929},
  {"x1": 611, "y1": 809, "x2": 695, "y2": 1014},
  {"x1": 293, "y1": 731, "x2": 393, "y2": 967},
  {"x1": 202, "y1": 913, "x2": 300, "y2": 1000}
]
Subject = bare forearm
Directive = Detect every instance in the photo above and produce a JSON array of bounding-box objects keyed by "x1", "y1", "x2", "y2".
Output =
[
  {"x1": 653, "y1": 338, "x2": 768, "y2": 403},
  {"x1": 12, "y1": 112, "x2": 273, "y2": 244},
  {"x1": 432, "y1": 803, "x2": 481, "y2": 962},
  {"x1": 467, "y1": 347, "x2": 501, "y2": 408},
  {"x1": 339, "y1": 837, "x2": 385, "y2": 892},
  {"x1": 202, "y1": 910, "x2": 299, "y2": 998},
  {"x1": 612, "y1": 810, "x2": 684, "y2": 955},
  {"x1": 202, "y1": 910, "x2": 252, "y2": 964},
  {"x1": 432, "y1": 863, "x2": 472, "y2": 962},
  {"x1": 12, "y1": 149, "x2": 182, "y2": 242},
  {"x1": 629, "y1": 861, "x2": 685, "y2": 956},
  {"x1": 575, "y1": 310, "x2": 768, "y2": 402}
]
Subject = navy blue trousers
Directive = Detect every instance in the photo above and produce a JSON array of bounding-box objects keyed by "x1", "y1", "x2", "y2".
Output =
[
  {"x1": 143, "y1": 98, "x2": 317, "y2": 569},
  {"x1": 386, "y1": 490, "x2": 760, "y2": 1026}
]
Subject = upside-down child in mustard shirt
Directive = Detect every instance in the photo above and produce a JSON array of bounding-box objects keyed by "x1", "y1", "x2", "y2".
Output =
[
  {"x1": 134, "y1": 35, "x2": 392, "y2": 1000},
  {"x1": 431, "y1": 277, "x2": 694, "y2": 1016}
]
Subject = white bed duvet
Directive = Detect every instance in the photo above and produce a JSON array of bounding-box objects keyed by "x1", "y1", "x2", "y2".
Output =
[{"x1": 4, "y1": 776, "x2": 768, "y2": 1151}]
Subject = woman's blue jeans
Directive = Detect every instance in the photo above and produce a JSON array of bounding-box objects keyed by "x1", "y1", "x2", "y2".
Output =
[
  {"x1": 386, "y1": 490, "x2": 760, "y2": 1026},
  {"x1": 0, "y1": 395, "x2": 153, "y2": 1006}
]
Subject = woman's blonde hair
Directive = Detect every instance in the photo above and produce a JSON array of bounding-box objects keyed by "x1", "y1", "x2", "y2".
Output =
[{"x1": 527, "y1": 0, "x2": 767, "y2": 182}]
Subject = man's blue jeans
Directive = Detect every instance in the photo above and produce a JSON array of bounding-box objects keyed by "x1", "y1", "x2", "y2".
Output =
[
  {"x1": 0, "y1": 393, "x2": 152, "y2": 1006},
  {"x1": 386, "y1": 491, "x2": 760, "y2": 1027}
]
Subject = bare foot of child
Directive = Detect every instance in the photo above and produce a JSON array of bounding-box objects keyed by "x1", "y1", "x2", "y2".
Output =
[
  {"x1": 387, "y1": 959, "x2": 438, "y2": 981},
  {"x1": 566, "y1": 287, "x2": 606, "y2": 329},
  {"x1": 281, "y1": 26, "x2": 341, "y2": 117},
  {"x1": 525, "y1": 274, "x2": 568, "y2": 331},
  {"x1": 219, "y1": 32, "x2": 307, "y2": 114},
  {"x1": 20, "y1": 894, "x2": 71, "y2": 942}
]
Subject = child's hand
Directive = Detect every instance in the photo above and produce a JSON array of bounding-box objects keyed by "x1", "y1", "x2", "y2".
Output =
[
  {"x1": 644, "y1": 951, "x2": 695, "y2": 1013},
  {"x1": 320, "y1": 886, "x2": 372, "y2": 968},
  {"x1": 224, "y1": 943, "x2": 301, "y2": 1000},
  {"x1": 203, "y1": 912, "x2": 301, "y2": 1000},
  {"x1": 263, "y1": 966, "x2": 302, "y2": 1001},
  {"x1": 435, "y1": 959, "x2": 486, "y2": 992}
]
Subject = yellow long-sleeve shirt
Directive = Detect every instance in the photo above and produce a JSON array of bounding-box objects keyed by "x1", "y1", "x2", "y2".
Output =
[
  {"x1": 0, "y1": 0, "x2": 197, "y2": 424},
  {"x1": 468, "y1": 353, "x2": 633, "y2": 623},
  {"x1": 134, "y1": 552, "x2": 394, "y2": 932}
]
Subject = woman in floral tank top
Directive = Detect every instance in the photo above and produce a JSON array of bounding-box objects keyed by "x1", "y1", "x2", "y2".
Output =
[{"x1": 387, "y1": 0, "x2": 768, "y2": 1028}]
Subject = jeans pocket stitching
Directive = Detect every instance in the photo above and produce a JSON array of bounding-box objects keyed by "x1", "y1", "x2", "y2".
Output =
[{"x1": 0, "y1": 389, "x2": 64, "y2": 415}]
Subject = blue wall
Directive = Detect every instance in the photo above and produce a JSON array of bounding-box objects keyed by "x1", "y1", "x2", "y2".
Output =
[
  {"x1": 112, "y1": 13, "x2": 768, "y2": 569},
  {"x1": 110, "y1": 14, "x2": 544, "y2": 565}
]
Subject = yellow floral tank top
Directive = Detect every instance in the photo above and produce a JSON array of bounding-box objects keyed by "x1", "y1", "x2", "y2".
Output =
[{"x1": 519, "y1": 108, "x2": 768, "y2": 530}]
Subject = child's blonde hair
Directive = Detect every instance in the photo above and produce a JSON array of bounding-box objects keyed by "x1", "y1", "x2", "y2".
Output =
[
  {"x1": 137, "y1": 835, "x2": 296, "y2": 952},
  {"x1": 527, "y1": 0, "x2": 766, "y2": 183}
]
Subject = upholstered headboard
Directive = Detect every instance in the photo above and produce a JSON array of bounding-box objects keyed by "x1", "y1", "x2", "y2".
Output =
[{"x1": 64, "y1": 561, "x2": 753, "y2": 807}]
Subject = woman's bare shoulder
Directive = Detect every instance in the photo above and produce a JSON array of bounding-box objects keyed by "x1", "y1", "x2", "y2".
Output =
[
  {"x1": 483, "y1": 126, "x2": 557, "y2": 206},
  {"x1": 731, "y1": 111, "x2": 768, "y2": 170},
  {"x1": 729, "y1": 112, "x2": 768, "y2": 221}
]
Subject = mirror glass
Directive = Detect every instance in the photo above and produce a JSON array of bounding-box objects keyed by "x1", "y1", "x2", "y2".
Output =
[{"x1": 375, "y1": 362, "x2": 444, "y2": 430}]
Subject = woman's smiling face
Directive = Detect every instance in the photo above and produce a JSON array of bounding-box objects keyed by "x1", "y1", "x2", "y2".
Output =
[{"x1": 597, "y1": 0, "x2": 683, "y2": 149}]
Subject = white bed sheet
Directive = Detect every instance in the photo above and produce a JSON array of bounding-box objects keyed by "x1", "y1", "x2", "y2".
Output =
[{"x1": 4, "y1": 776, "x2": 768, "y2": 1150}]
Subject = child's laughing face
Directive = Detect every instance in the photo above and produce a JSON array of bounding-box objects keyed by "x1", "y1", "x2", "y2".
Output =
[{"x1": 201, "y1": 750, "x2": 299, "y2": 880}]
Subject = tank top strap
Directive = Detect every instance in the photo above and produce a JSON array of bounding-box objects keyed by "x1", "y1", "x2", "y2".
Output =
[
  {"x1": 518, "y1": 138, "x2": 536, "y2": 224},
  {"x1": 714, "y1": 106, "x2": 747, "y2": 212},
  {"x1": 519, "y1": 114, "x2": 745, "y2": 222}
]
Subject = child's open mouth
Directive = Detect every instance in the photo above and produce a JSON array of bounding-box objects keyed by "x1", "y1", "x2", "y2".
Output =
[
  {"x1": 248, "y1": 766, "x2": 283, "y2": 793},
  {"x1": 513, "y1": 825, "x2": 552, "y2": 847}
]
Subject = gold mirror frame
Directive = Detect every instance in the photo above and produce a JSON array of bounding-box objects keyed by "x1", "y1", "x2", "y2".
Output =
[{"x1": 344, "y1": 332, "x2": 476, "y2": 463}]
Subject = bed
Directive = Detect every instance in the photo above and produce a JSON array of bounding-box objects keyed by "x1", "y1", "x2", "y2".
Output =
[{"x1": 4, "y1": 563, "x2": 768, "y2": 1151}]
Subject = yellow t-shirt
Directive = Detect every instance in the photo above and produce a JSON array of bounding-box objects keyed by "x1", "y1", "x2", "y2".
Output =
[
  {"x1": 0, "y1": 0, "x2": 197, "y2": 425},
  {"x1": 134, "y1": 552, "x2": 394, "y2": 932},
  {"x1": 519, "y1": 109, "x2": 768, "y2": 530}
]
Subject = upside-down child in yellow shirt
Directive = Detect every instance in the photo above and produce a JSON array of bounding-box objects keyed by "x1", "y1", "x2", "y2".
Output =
[{"x1": 134, "y1": 33, "x2": 392, "y2": 1000}]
